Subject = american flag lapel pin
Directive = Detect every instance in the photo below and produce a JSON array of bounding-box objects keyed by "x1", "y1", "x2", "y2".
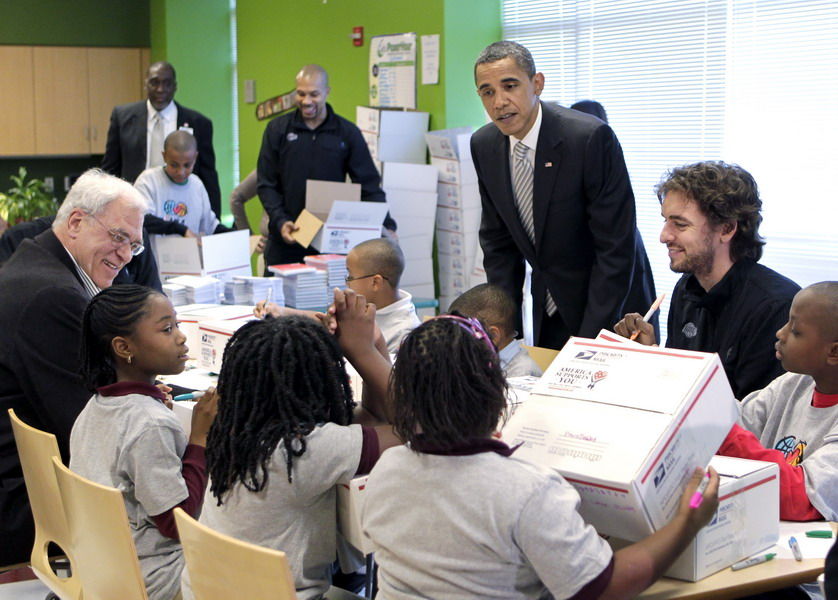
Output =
[{"x1": 545, "y1": 162, "x2": 553, "y2": 167}]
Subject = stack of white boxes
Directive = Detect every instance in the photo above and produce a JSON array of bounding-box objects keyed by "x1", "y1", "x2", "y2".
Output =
[
  {"x1": 381, "y1": 161, "x2": 439, "y2": 301},
  {"x1": 356, "y1": 107, "x2": 429, "y2": 174},
  {"x1": 426, "y1": 128, "x2": 483, "y2": 311}
]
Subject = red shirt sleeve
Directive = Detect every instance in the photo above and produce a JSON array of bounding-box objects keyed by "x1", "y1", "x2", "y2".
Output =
[
  {"x1": 151, "y1": 444, "x2": 209, "y2": 540},
  {"x1": 718, "y1": 424, "x2": 822, "y2": 521},
  {"x1": 569, "y1": 556, "x2": 614, "y2": 600}
]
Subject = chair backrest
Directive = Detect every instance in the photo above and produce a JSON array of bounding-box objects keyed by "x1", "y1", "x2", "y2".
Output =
[
  {"x1": 51, "y1": 456, "x2": 148, "y2": 600},
  {"x1": 174, "y1": 507, "x2": 297, "y2": 600},
  {"x1": 7, "y1": 408, "x2": 81, "y2": 599},
  {"x1": 521, "y1": 344, "x2": 559, "y2": 372}
]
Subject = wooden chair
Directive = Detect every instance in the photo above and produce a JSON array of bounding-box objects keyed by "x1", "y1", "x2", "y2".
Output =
[
  {"x1": 174, "y1": 507, "x2": 296, "y2": 600},
  {"x1": 51, "y1": 457, "x2": 147, "y2": 600},
  {"x1": 521, "y1": 344, "x2": 559, "y2": 372},
  {"x1": 174, "y1": 508, "x2": 364, "y2": 600},
  {"x1": 7, "y1": 409, "x2": 80, "y2": 600}
]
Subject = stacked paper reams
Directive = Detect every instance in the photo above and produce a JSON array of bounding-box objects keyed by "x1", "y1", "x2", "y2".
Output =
[
  {"x1": 304, "y1": 254, "x2": 348, "y2": 291},
  {"x1": 356, "y1": 107, "x2": 430, "y2": 174},
  {"x1": 224, "y1": 276, "x2": 285, "y2": 306},
  {"x1": 162, "y1": 283, "x2": 188, "y2": 306},
  {"x1": 165, "y1": 275, "x2": 222, "y2": 304},
  {"x1": 381, "y1": 162, "x2": 439, "y2": 300},
  {"x1": 269, "y1": 263, "x2": 328, "y2": 310},
  {"x1": 426, "y1": 128, "x2": 483, "y2": 311}
]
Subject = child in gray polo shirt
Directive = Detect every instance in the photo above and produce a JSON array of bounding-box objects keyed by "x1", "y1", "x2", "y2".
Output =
[
  {"x1": 182, "y1": 289, "x2": 398, "y2": 600},
  {"x1": 70, "y1": 284, "x2": 218, "y2": 600},
  {"x1": 362, "y1": 315, "x2": 720, "y2": 600}
]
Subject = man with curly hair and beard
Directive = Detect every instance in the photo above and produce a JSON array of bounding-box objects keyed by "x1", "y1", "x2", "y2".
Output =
[{"x1": 615, "y1": 161, "x2": 799, "y2": 398}]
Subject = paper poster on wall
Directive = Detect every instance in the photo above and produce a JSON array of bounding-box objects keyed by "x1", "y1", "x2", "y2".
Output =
[
  {"x1": 369, "y1": 32, "x2": 417, "y2": 109},
  {"x1": 421, "y1": 34, "x2": 440, "y2": 85}
]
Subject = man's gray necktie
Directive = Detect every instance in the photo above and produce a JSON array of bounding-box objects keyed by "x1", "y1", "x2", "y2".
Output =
[
  {"x1": 512, "y1": 141, "x2": 557, "y2": 316},
  {"x1": 149, "y1": 113, "x2": 165, "y2": 168}
]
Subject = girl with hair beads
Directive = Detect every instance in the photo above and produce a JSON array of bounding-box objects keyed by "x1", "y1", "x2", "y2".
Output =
[
  {"x1": 183, "y1": 289, "x2": 397, "y2": 600},
  {"x1": 70, "y1": 284, "x2": 218, "y2": 600},
  {"x1": 362, "y1": 315, "x2": 721, "y2": 600}
]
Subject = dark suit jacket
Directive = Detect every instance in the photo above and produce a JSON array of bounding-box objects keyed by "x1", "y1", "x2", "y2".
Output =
[
  {"x1": 101, "y1": 100, "x2": 221, "y2": 217},
  {"x1": 0, "y1": 216, "x2": 162, "y2": 291},
  {"x1": 471, "y1": 102, "x2": 655, "y2": 345},
  {"x1": 0, "y1": 230, "x2": 93, "y2": 564}
]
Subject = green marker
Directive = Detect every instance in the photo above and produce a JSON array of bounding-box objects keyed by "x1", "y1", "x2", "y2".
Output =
[{"x1": 805, "y1": 530, "x2": 833, "y2": 539}]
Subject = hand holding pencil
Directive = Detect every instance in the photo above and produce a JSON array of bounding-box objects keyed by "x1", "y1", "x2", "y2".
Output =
[{"x1": 613, "y1": 293, "x2": 665, "y2": 346}]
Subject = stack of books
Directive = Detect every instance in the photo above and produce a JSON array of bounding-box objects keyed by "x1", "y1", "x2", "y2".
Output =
[
  {"x1": 224, "y1": 276, "x2": 286, "y2": 306},
  {"x1": 162, "y1": 283, "x2": 188, "y2": 306},
  {"x1": 166, "y1": 275, "x2": 221, "y2": 304},
  {"x1": 304, "y1": 254, "x2": 348, "y2": 290},
  {"x1": 268, "y1": 264, "x2": 328, "y2": 310}
]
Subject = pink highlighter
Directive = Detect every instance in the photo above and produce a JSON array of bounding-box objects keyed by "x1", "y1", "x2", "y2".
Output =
[{"x1": 690, "y1": 471, "x2": 712, "y2": 509}]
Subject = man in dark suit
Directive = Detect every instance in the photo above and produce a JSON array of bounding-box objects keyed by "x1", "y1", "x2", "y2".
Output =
[
  {"x1": 0, "y1": 169, "x2": 148, "y2": 565},
  {"x1": 101, "y1": 61, "x2": 222, "y2": 218},
  {"x1": 471, "y1": 41, "x2": 655, "y2": 349}
]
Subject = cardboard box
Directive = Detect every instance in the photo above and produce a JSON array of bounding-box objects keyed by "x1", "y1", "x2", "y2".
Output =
[
  {"x1": 438, "y1": 253, "x2": 472, "y2": 278},
  {"x1": 176, "y1": 304, "x2": 254, "y2": 360},
  {"x1": 403, "y1": 283, "x2": 436, "y2": 299},
  {"x1": 401, "y1": 257, "x2": 434, "y2": 287},
  {"x1": 437, "y1": 182, "x2": 481, "y2": 210},
  {"x1": 337, "y1": 475, "x2": 372, "y2": 554},
  {"x1": 436, "y1": 206, "x2": 481, "y2": 234},
  {"x1": 425, "y1": 127, "x2": 473, "y2": 162},
  {"x1": 501, "y1": 337, "x2": 738, "y2": 541},
  {"x1": 198, "y1": 316, "x2": 256, "y2": 372},
  {"x1": 356, "y1": 107, "x2": 429, "y2": 164},
  {"x1": 436, "y1": 229, "x2": 480, "y2": 258},
  {"x1": 382, "y1": 161, "x2": 438, "y2": 193},
  {"x1": 667, "y1": 456, "x2": 779, "y2": 580},
  {"x1": 430, "y1": 156, "x2": 478, "y2": 186},
  {"x1": 154, "y1": 229, "x2": 251, "y2": 282},
  {"x1": 397, "y1": 233, "x2": 434, "y2": 262}
]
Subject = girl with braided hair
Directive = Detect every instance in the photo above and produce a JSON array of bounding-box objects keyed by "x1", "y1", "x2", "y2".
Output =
[
  {"x1": 361, "y1": 315, "x2": 722, "y2": 600},
  {"x1": 70, "y1": 284, "x2": 218, "y2": 600},
  {"x1": 182, "y1": 288, "x2": 396, "y2": 600}
]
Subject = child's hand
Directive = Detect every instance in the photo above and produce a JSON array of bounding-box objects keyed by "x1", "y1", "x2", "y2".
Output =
[
  {"x1": 677, "y1": 466, "x2": 720, "y2": 534},
  {"x1": 189, "y1": 387, "x2": 219, "y2": 447},
  {"x1": 254, "y1": 301, "x2": 283, "y2": 319},
  {"x1": 333, "y1": 288, "x2": 376, "y2": 358},
  {"x1": 155, "y1": 383, "x2": 174, "y2": 409}
]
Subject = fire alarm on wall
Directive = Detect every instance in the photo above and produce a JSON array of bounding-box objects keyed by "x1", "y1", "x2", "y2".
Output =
[{"x1": 352, "y1": 26, "x2": 363, "y2": 47}]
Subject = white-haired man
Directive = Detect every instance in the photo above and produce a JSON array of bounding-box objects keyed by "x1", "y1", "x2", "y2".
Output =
[{"x1": 0, "y1": 168, "x2": 148, "y2": 566}]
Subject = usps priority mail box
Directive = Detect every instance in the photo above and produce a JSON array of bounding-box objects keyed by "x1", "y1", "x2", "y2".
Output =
[
  {"x1": 337, "y1": 475, "x2": 372, "y2": 554},
  {"x1": 198, "y1": 316, "x2": 256, "y2": 373},
  {"x1": 176, "y1": 304, "x2": 254, "y2": 360},
  {"x1": 501, "y1": 337, "x2": 738, "y2": 541}
]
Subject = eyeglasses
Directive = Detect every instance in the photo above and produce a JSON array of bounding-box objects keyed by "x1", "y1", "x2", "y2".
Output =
[
  {"x1": 85, "y1": 212, "x2": 145, "y2": 256},
  {"x1": 345, "y1": 273, "x2": 389, "y2": 284}
]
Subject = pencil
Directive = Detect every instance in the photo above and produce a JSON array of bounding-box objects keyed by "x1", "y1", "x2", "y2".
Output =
[{"x1": 630, "y1": 293, "x2": 666, "y2": 341}]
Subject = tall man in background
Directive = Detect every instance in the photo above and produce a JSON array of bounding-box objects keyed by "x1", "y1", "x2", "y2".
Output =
[
  {"x1": 257, "y1": 64, "x2": 395, "y2": 268},
  {"x1": 471, "y1": 41, "x2": 655, "y2": 349},
  {"x1": 101, "y1": 61, "x2": 222, "y2": 218}
]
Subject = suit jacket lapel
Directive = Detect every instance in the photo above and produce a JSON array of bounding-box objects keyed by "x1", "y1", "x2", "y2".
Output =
[
  {"x1": 533, "y1": 103, "x2": 562, "y2": 249},
  {"x1": 127, "y1": 102, "x2": 147, "y2": 162}
]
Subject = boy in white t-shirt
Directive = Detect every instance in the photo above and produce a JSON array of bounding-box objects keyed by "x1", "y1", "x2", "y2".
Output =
[
  {"x1": 135, "y1": 131, "x2": 230, "y2": 238},
  {"x1": 449, "y1": 283, "x2": 542, "y2": 378},
  {"x1": 345, "y1": 238, "x2": 419, "y2": 354}
]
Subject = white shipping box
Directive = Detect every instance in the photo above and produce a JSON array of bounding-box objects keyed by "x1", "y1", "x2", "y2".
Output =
[
  {"x1": 402, "y1": 257, "x2": 434, "y2": 287},
  {"x1": 666, "y1": 456, "x2": 779, "y2": 581},
  {"x1": 502, "y1": 337, "x2": 738, "y2": 541},
  {"x1": 436, "y1": 229, "x2": 479, "y2": 259},
  {"x1": 425, "y1": 127, "x2": 472, "y2": 160},
  {"x1": 430, "y1": 156, "x2": 478, "y2": 186},
  {"x1": 337, "y1": 475, "x2": 373, "y2": 554},
  {"x1": 172, "y1": 401, "x2": 196, "y2": 437},
  {"x1": 155, "y1": 229, "x2": 251, "y2": 282},
  {"x1": 397, "y1": 233, "x2": 434, "y2": 262},
  {"x1": 437, "y1": 181, "x2": 481, "y2": 210},
  {"x1": 436, "y1": 206, "x2": 481, "y2": 234},
  {"x1": 403, "y1": 283, "x2": 435, "y2": 300},
  {"x1": 199, "y1": 316, "x2": 257, "y2": 372},
  {"x1": 382, "y1": 161, "x2": 438, "y2": 193},
  {"x1": 176, "y1": 304, "x2": 254, "y2": 360}
]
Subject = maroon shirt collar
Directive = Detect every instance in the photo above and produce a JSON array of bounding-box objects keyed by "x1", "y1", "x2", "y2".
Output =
[
  {"x1": 410, "y1": 435, "x2": 520, "y2": 457},
  {"x1": 97, "y1": 381, "x2": 167, "y2": 402}
]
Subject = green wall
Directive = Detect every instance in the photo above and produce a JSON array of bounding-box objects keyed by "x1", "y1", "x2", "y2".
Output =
[
  {"x1": 0, "y1": 0, "x2": 148, "y2": 46},
  {"x1": 235, "y1": 0, "x2": 500, "y2": 230},
  {"x1": 151, "y1": 0, "x2": 235, "y2": 222}
]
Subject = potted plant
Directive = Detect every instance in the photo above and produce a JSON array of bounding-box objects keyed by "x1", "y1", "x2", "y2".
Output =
[{"x1": 0, "y1": 167, "x2": 59, "y2": 226}]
